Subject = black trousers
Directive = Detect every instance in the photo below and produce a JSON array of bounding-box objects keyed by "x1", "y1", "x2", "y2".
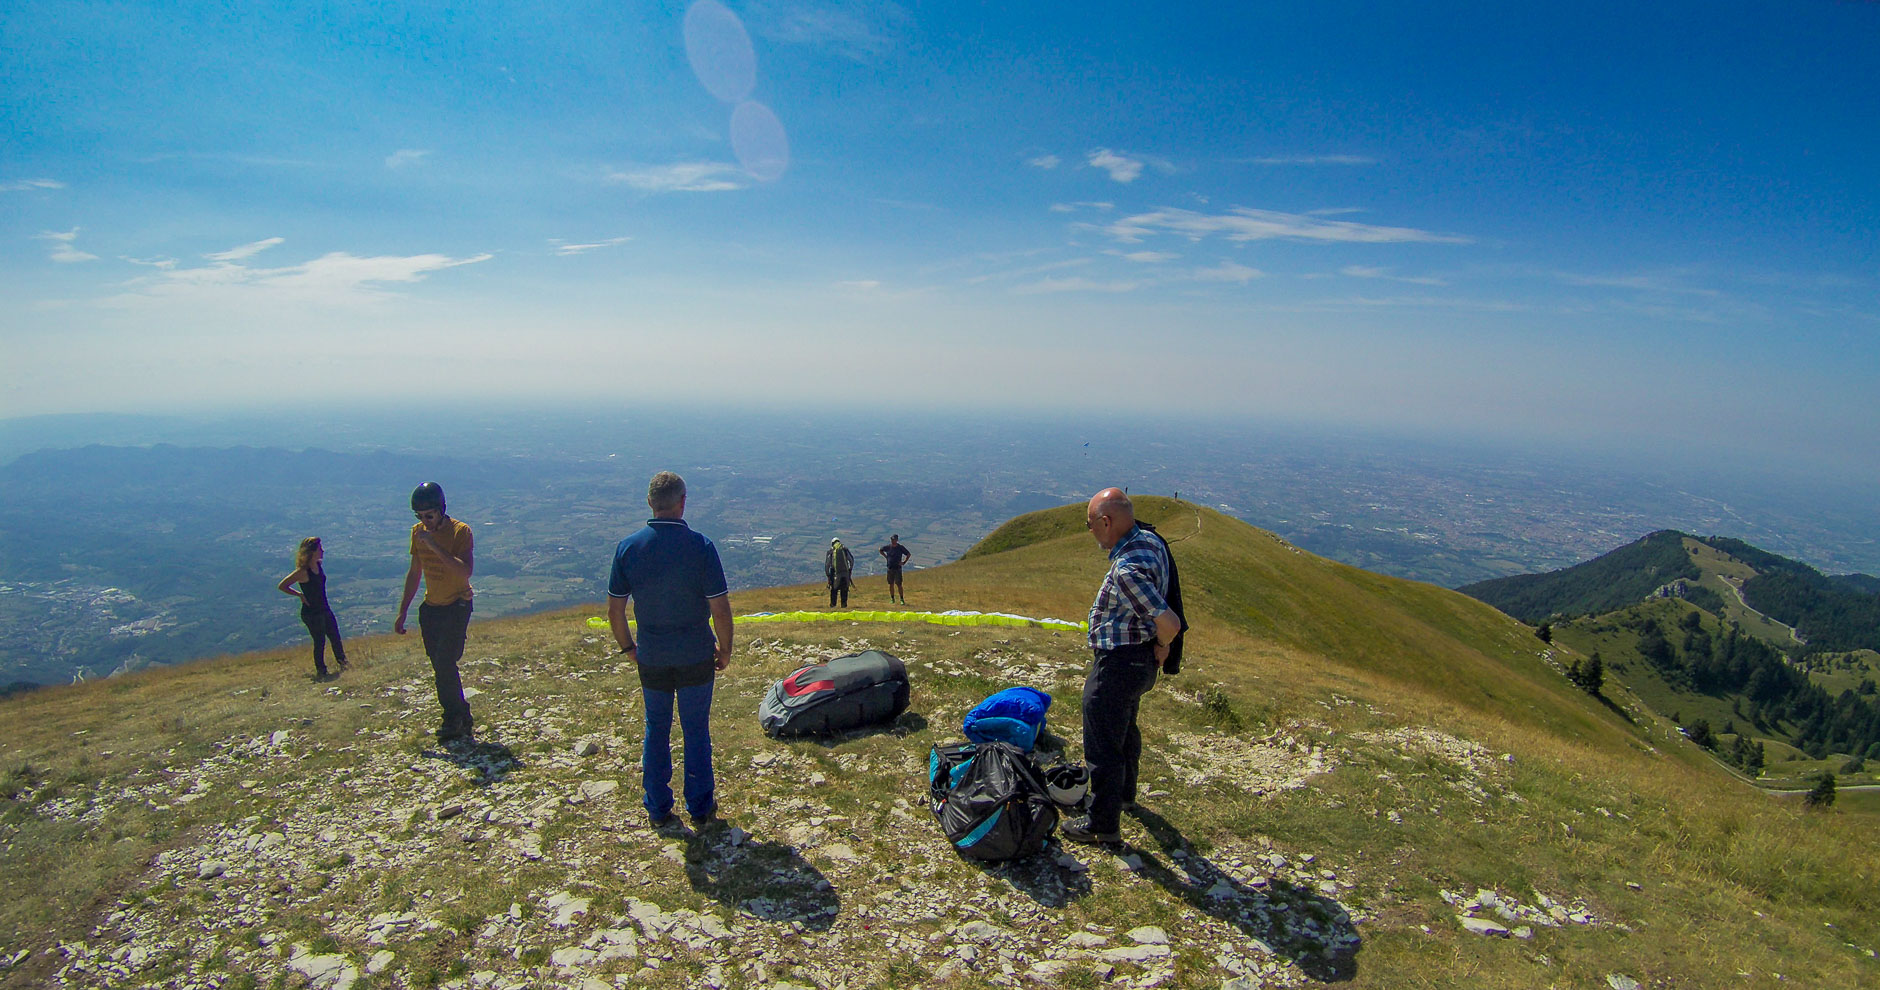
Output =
[
  {"x1": 419, "y1": 599, "x2": 474, "y2": 731},
  {"x1": 300, "y1": 607, "x2": 346, "y2": 673},
  {"x1": 829, "y1": 580, "x2": 849, "y2": 607},
  {"x1": 1082, "y1": 641, "x2": 1159, "y2": 833}
]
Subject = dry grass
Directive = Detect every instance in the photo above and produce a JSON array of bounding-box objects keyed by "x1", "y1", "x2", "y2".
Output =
[{"x1": 3, "y1": 501, "x2": 1877, "y2": 988}]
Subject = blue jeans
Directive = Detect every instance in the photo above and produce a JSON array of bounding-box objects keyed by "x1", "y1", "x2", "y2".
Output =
[{"x1": 642, "y1": 680, "x2": 716, "y2": 820}]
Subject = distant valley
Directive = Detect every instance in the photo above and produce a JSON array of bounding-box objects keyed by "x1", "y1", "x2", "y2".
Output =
[{"x1": 3, "y1": 409, "x2": 1876, "y2": 687}]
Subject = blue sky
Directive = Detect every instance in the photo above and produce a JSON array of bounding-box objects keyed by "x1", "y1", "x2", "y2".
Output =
[{"x1": 3, "y1": 1, "x2": 1876, "y2": 482}]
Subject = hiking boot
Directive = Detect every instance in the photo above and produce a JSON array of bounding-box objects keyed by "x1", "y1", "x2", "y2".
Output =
[
  {"x1": 436, "y1": 723, "x2": 474, "y2": 744},
  {"x1": 690, "y1": 802, "x2": 718, "y2": 827},
  {"x1": 1060, "y1": 817, "x2": 1122, "y2": 845},
  {"x1": 336, "y1": 658, "x2": 350, "y2": 671},
  {"x1": 648, "y1": 811, "x2": 675, "y2": 828}
]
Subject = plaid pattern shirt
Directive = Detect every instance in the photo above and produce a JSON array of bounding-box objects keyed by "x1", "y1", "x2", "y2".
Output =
[{"x1": 1088, "y1": 524, "x2": 1173, "y2": 651}]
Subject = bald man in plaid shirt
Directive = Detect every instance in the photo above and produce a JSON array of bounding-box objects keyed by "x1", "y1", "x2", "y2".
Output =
[{"x1": 1064, "y1": 487, "x2": 1184, "y2": 845}]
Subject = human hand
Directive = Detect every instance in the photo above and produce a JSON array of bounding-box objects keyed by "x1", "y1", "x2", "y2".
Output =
[
  {"x1": 395, "y1": 614, "x2": 408, "y2": 635},
  {"x1": 1152, "y1": 640, "x2": 1170, "y2": 665},
  {"x1": 715, "y1": 649, "x2": 732, "y2": 671}
]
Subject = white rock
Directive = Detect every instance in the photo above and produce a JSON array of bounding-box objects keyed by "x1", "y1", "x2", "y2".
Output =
[
  {"x1": 1100, "y1": 944, "x2": 1171, "y2": 963},
  {"x1": 545, "y1": 892, "x2": 590, "y2": 927},
  {"x1": 1607, "y1": 977, "x2": 1641, "y2": 990},
  {"x1": 576, "y1": 780, "x2": 618, "y2": 803},
  {"x1": 269, "y1": 730, "x2": 291, "y2": 747},
  {"x1": 197, "y1": 861, "x2": 226, "y2": 879},
  {"x1": 366, "y1": 950, "x2": 395, "y2": 974},
  {"x1": 551, "y1": 947, "x2": 599, "y2": 968},
  {"x1": 573, "y1": 740, "x2": 602, "y2": 757},
  {"x1": 1458, "y1": 917, "x2": 1509, "y2": 937},
  {"x1": 1513, "y1": 927, "x2": 1534, "y2": 940},
  {"x1": 1126, "y1": 927, "x2": 1169, "y2": 945},
  {"x1": 1061, "y1": 932, "x2": 1109, "y2": 949},
  {"x1": 286, "y1": 948, "x2": 359, "y2": 990},
  {"x1": 957, "y1": 921, "x2": 1006, "y2": 942}
]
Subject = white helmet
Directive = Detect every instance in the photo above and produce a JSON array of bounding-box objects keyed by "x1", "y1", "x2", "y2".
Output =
[{"x1": 1044, "y1": 762, "x2": 1090, "y2": 807}]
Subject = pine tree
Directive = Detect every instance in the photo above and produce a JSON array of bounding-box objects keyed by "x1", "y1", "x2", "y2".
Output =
[
  {"x1": 1804, "y1": 772, "x2": 1836, "y2": 809},
  {"x1": 1581, "y1": 654, "x2": 1603, "y2": 696}
]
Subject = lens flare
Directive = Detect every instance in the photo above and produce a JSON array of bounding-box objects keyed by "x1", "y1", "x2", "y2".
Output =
[
  {"x1": 683, "y1": 0, "x2": 756, "y2": 104},
  {"x1": 731, "y1": 100, "x2": 790, "y2": 182}
]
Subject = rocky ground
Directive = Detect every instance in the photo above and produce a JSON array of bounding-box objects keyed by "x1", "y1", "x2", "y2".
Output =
[{"x1": 5, "y1": 635, "x2": 1635, "y2": 990}]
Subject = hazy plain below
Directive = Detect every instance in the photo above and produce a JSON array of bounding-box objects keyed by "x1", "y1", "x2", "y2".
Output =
[{"x1": 2, "y1": 404, "x2": 1874, "y2": 687}]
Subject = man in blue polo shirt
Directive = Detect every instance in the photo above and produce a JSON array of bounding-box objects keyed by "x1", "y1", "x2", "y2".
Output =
[{"x1": 607, "y1": 471, "x2": 735, "y2": 827}]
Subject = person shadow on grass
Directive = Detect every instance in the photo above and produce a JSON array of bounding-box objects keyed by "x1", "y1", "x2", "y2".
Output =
[
  {"x1": 674, "y1": 818, "x2": 840, "y2": 931},
  {"x1": 421, "y1": 738, "x2": 523, "y2": 785},
  {"x1": 1125, "y1": 806, "x2": 1361, "y2": 982}
]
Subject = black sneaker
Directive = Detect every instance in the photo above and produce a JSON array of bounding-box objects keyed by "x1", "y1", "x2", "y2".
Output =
[{"x1": 1060, "y1": 817, "x2": 1122, "y2": 845}]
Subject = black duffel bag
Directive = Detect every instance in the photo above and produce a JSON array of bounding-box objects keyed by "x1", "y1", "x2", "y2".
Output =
[
  {"x1": 758, "y1": 649, "x2": 909, "y2": 737},
  {"x1": 928, "y1": 740, "x2": 1058, "y2": 861}
]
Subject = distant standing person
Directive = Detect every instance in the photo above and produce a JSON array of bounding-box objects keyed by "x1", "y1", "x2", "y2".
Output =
[
  {"x1": 878, "y1": 535, "x2": 912, "y2": 604},
  {"x1": 395, "y1": 482, "x2": 477, "y2": 743},
  {"x1": 277, "y1": 537, "x2": 348, "y2": 679},
  {"x1": 1064, "y1": 487, "x2": 1185, "y2": 845},
  {"x1": 608, "y1": 471, "x2": 734, "y2": 827},
  {"x1": 825, "y1": 537, "x2": 854, "y2": 608}
]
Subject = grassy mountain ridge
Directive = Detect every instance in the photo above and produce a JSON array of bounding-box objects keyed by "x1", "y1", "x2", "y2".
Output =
[
  {"x1": 1458, "y1": 529, "x2": 1880, "y2": 774},
  {"x1": 2, "y1": 501, "x2": 1876, "y2": 988},
  {"x1": 1456, "y1": 531, "x2": 1699, "y2": 624}
]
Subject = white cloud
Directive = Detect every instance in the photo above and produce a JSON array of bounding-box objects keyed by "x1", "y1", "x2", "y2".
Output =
[
  {"x1": 1087, "y1": 149, "x2": 1144, "y2": 183},
  {"x1": 607, "y1": 162, "x2": 747, "y2": 192},
  {"x1": 1028, "y1": 154, "x2": 1061, "y2": 169},
  {"x1": 38, "y1": 228, "x2": 98, "y2": 263},
  {"x1": 550, "y1": 236, "x2": 631, "y2": 256},
  {"x1": 1341, "y1": 264, "x2": 1447, "y2": 286},
  {"x1": 1104, "y1": 207, "x2": 1469, "y2": 245},
  {"x1": 1190, "y1": 261, "x2": 1263, "y2": 283},
  {"x1": 2, "y1": 178, "x2": 65, "y2": 192},
  {"x1": 1048, "y1": 201, "x2": 1114, "y2": 213},
  {"x1": 206, "y1": 237, "x2": 285, "y2": 262},
  {"x1": 964, "y1": 258, "x2": 1092, "y2": 285},
  {"x1": 106, "y1": 249, "x2": 492, "y2": 308},
  {"x1": 836, "y1": 279, "x2": 881, "y2": 289},
  {"x1": 1113, "y1": 250, "x2": 1178, "y2": 263},
  {"x1": 1012, "y1": 276, "x2": 1142, "y2": 295},
  {"x1": 748, "y1": 0, "x2": 908, "y2": 60},
  {"x1": 1554, "y1": 271, "x2": 1717, "y2": 296},
  {"x1": 1246, "y1": 154, "x2": 1376, "y2": 166},
  {"x1": 123, "y1": 256, "x2": 178, "y2": 270},
  {"x1": 385, "y1": 149, "x2": 432, "y2": 169}
]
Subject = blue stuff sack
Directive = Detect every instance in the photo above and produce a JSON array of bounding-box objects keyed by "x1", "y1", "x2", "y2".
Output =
[{"x1": 962, "y1": 686, "x2": 1051, "y2": 751}]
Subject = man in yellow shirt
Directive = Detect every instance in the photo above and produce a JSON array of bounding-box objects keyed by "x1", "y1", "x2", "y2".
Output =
[{"x1": 395, "y1": 481, "x2": 476, "y2": 743}]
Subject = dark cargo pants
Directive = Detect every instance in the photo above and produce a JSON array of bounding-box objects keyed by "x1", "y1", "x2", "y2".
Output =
[
  {"x1": 1082, "y1": 641, "x2": 1159, "y2": 834},
  {"x1": 419, "y1": 599, "x2": 474, "y2": 735}
]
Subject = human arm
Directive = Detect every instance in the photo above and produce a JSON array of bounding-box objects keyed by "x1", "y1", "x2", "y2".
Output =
[
  {"x1": 395, "y1": 557, "x2": 421, "y2": 634},
  {"x1": 414, "y1": 525, "x2": 473, "y2": 579},
  {"x1": 607, "y1": 594, "x2": 636, "y2": 661},
  {"x1": 277, "y1": 568, "x2": 308, "y2": 598},
  {"x1": 1151, "y1": 608, "x2": 1183, "y2": 664},
  {"x1": 709, "y1": 594, "x2": 734, "y2": 670}
]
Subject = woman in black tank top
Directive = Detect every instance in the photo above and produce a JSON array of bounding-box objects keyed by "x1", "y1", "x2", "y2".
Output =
[{"x1": 278, "y1": 537, "x2": 349, "y2": 678}]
